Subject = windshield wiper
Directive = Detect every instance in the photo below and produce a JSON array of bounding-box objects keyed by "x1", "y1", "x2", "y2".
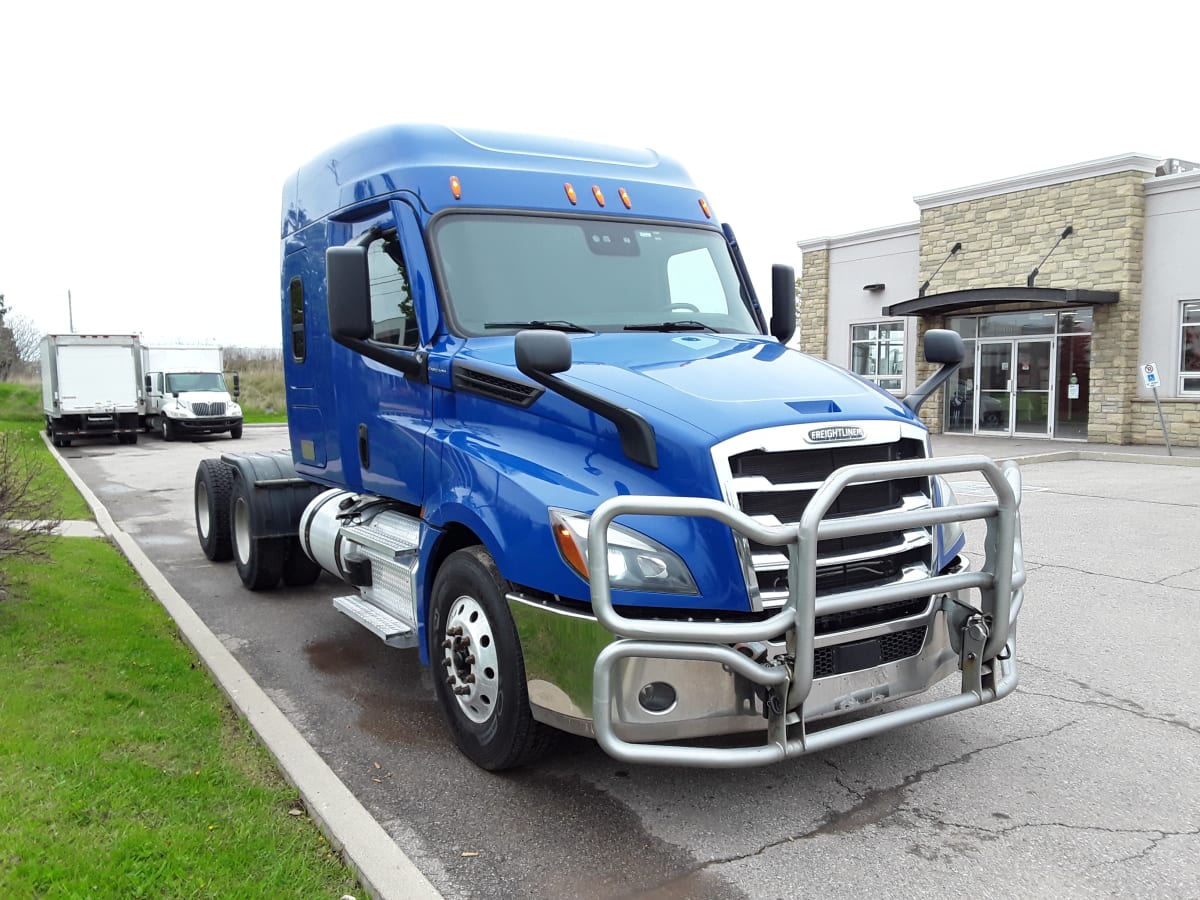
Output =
[
  {"x1": 484, "y1": 320, "x2": 594, "y2": 334},
  {"x1": 624, "y1": 320, "x2": 718, "y2": 333}
]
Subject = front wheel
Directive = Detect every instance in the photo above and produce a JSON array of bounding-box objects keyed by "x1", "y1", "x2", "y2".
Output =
[
  {"x1": 229, "y1": 423, "x2": 243, "y2": 440},
  {"x1": 230, "y1": 476, "x2": 285, "y2": 590},
  {"x1": 429, "y1": 547, "x2": 555, "y2": 770},
  {"x1": 161, "y1": 417, "x2": 177, "y2": 442}
]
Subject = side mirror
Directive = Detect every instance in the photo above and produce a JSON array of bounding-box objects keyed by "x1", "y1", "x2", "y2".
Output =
[
  {"x1": 326, "y1": 245, "x2": 372, "y2": 342},
  {"x1": 232, "y1": 372, "x2": 241, "y2": 399},
  {"x1": 515, "y1": 329, "x2": 572, "y2": 376},
  {"x1": 903, "y1": 329, "x2": 965, "y2": 414},
  {"x1": 144, "y1": 375, "x2": 151, "y2": 392},
  {"x1": 770, "y1": 264, "x2": 796, "y2": 344}
]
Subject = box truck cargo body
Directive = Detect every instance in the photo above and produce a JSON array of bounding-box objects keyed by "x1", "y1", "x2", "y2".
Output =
[{"x1": 41, "y1": 334, "x2": 141, "y2": 446}]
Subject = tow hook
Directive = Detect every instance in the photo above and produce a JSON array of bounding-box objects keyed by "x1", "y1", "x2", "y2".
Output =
[{"x1": 960, "y1": 613, "x2": 989, "y2": 695}]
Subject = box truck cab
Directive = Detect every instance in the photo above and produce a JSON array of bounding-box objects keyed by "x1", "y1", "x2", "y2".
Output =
[
  {"x1": 140, "y1": 344, "x2": 243, "y2": 440},
  {"x1": 192, "y1": 125, "x2": 1025, "y2": 770}
]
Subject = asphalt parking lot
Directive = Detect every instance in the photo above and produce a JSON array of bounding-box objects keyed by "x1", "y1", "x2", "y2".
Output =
[{"x1": 54, "y1": 428, "x2": 1200, "y2": 899}]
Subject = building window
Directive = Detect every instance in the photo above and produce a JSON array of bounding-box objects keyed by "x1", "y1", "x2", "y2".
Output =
[
  {"x1": 1182, "y1": 301, "x2": 1200, "y2": 394},
  {"x1": 851, "y1": 321, "x2": 905, "y2": 391}
]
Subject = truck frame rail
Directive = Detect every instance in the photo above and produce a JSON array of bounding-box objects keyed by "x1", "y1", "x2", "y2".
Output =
[{"x1": 588, "y1": 454, "x2": 1025, "y2": 767}]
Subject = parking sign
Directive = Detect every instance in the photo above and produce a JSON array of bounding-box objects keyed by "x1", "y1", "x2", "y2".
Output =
[{"x1": 1141, "y1": 363, "x2": 1161, "y2": 390}]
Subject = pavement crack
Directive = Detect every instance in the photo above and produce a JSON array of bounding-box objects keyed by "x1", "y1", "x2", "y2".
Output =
[
  {"x1": 634, "y1": 721, "x2": 1082, "y2": 895},
  {"x1": 909, "y1": 811, "x2": 1200, "y2": 865},
  {"x1": 1018, "y1": 662, "x2": 1200, "y2": 737},
  {"x1": 1022, "y1": 560, "x2": 1198, "y2": 591}
]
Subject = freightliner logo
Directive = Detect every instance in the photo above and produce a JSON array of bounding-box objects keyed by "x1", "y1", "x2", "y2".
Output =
[{"x1": 805, "y1": 425, "x2": 866, "y2": 444}]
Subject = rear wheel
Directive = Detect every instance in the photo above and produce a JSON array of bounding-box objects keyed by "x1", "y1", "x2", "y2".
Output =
[
  {"x1": 195, "y1": 459, "x2": 234, "y2": 561},
  {"x1": 230, "y1": 476, "x2": 285, "y2": 590},
  {"x1": 429, "y1": 546, "x2": 555, "y2": 770}
]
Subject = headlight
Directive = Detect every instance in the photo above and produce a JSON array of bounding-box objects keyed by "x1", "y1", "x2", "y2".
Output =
[
  {"x1": 933, "y1": 476, "x2": 964, "y2": 563},
  {"x1": 170, "y1": 401, "x2": 194, "y2": 417},
  {"x1": 549, "y1": 508, "x2": 698, "y2": 594},
  {"x1": 228, "y1": 402, "x2": 242, "y2": 415}
]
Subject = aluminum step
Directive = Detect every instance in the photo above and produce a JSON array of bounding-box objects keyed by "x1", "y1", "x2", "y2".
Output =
[
  {"x1": 339, "y1": 520, "x2": 419, "y2": 557},
  {"x1": 333, "y1": 595, "x2": 418, "y2": 649}
]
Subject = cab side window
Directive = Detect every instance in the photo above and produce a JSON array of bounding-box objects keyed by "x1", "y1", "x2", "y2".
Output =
[{"x1": 367, "y1": 236, "x2": 418, "y2": 347}]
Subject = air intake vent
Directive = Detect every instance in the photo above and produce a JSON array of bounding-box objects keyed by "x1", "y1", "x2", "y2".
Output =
[{"x1": 453, "y1": 366, "x2": 543, "y2": 408}]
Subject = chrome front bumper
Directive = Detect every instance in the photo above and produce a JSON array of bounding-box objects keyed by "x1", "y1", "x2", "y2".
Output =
[{"x1": 512, "y1": 454, "x2": 1025, "y2": 767}]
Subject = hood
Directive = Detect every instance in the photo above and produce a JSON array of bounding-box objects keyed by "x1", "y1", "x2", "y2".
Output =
[{"x1": 457, "y1": 332, "x2": 919, "y2": 441}]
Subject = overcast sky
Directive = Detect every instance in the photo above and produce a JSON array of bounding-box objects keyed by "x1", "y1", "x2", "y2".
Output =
[{"x1": 2, "y1": 1, "x2": 1196, "y2": 348}]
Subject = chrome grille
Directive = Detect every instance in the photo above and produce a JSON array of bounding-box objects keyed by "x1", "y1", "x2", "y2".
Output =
[
  {"x1": 723, "y1": 436, "x2": 933, "y2": 613},
  {"x1": 190, "y1": 402, "x2": 226, "y2": 417}
]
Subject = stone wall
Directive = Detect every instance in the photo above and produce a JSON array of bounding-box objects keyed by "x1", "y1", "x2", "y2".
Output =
[
  {"x1": 917, "y1": 170, "x2": 1147, "y2": 442},
  {"x1": 1130, "y1": 398, "x2": 1200, "y2": 447},
  {"x1": 798, "y1": 247, "x2": 830, "y2": 357}
]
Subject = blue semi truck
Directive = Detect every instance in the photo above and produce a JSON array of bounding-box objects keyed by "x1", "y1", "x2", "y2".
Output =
[{"x1": 193, "y1": 124, "x2": 1025, "y2": 770}]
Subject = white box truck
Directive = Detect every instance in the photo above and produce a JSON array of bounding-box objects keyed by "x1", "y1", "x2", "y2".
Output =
[
  {"x1": 41, "y1": 333, "x2": 142, "y2": 446},
  {"x1": 140, "y1": 344, "x2": 243, "y2": 440}
]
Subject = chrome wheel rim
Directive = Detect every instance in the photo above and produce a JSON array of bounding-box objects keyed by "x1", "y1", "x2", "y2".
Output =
[{"x1": 442, "y1": 595, "x2": 499, "y2": 724}]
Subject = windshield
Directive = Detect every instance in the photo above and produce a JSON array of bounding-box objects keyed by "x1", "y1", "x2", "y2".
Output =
[
  {"x1": 430, "y1": 214, "x2": 761, "y2": 336},
  {"x1": 165, "y1": 372, "x2": 227, "y2": 393}
]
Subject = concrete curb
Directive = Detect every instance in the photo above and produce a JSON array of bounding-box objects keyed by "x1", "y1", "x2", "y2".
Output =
[
  {"x1": 988, "y1": 449, "x2": 1200, "y2": 468},
  {"x1": 41, "y1": 433, "x2": 442, "y2": 900}
]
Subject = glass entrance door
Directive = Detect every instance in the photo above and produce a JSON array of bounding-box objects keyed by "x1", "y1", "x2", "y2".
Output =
[
  {"x1": 1013, "y1": 339, "x2": 1052, "y2": 435},
  {"x1": 975, "y1": 340, "x2": 1053, "y2": 436}
]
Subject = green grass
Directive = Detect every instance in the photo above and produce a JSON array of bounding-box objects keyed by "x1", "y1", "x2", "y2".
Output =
[{"x1": 0, "y1": 539, "x2": 360, "y2": 898}]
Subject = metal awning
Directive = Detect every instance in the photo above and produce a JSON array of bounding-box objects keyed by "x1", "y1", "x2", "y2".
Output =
[{"x1": 884, "y1": 287, "x2": 1119, "y2": 317}]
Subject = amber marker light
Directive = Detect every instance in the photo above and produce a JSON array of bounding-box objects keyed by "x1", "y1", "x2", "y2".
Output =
[
  {"x1": 564, "y1": 183, "x2": 578, "y2": 205},
  {"x1": 698, "y1": 198, "x2": 712, "y2": 219},
  {"x1": 554, "y1": 523, "x2": 590, "y2": 581},
  {"x1": 592, "y1": 185, "x2": 606, "y2": 207},
  {"x1": 449, "y1": 176, "x2": 462, "y2": 200},
  {"x1": 618, "y1": 188, "x2": 632, "y2": 209}
]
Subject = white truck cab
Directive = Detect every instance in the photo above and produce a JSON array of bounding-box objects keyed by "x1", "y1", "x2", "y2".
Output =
[{"x1": 140, "y1": 344, "x2": 243, "y2": 440}]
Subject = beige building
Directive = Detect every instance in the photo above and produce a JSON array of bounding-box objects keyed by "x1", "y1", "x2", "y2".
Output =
[{"x1": 797, "y1": 154, "x2": 1200, "y2": 446}]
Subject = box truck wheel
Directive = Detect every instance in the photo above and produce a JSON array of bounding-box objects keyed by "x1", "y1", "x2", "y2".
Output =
[
  {"x1": 195, "y1": 459, "x2": 234, "y2": 561},
  {"x1": 429, "y1": 546, "x2": 555, "y2": 770},
  {"x1": 161, "y1": 417, "x2": 177, "y2": 442},
  {"x1": 230, "y1": 423, "x2": 243, "y2": 440},
  {"x1": 230, "y1": 477, "x2": 285, "y2": 590}
]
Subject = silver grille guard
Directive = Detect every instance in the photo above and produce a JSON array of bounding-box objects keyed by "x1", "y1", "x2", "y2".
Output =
[{"x1": 588, "y1": 454, "x2": 1026, "y2": 767}]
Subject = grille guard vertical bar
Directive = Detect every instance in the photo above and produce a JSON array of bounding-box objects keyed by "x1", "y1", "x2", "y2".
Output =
[{"x1": 587, "y1": 454, "x2": 1024, "y2": 766}]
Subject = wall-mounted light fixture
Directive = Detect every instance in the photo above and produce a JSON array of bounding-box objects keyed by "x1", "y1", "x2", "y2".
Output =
[{"x1": 863, "y1": 283, "x2": 886, "y2": 292}]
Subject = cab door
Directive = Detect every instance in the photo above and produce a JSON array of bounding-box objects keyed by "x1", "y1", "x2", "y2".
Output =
[{"x1": 342, "y1": 199, "x2": 433, "y2": 507}]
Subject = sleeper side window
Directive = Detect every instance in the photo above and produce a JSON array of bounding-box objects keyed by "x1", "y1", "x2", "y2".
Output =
[{"x1": 289, "y1": 276, "x2": 306, "y2": 362}]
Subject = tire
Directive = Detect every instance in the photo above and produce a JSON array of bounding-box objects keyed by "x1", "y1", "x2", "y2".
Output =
[
  {"x1": 195, "y1": 459, "x2": 234, "y2": 561},
  {"x1": 230, "y1": 476, "x2": 285, "y2": 590},
  {"x1": 229, "y1": 423, "x2": 243, "y2": 440},
  {"x1": 281, "y1": 538, "x2": 322, "y2": 587},
  {"x1": 162, "y1": 417, "x2": 177, "y2": 442},
  {"x1": 429, "y1": 546, "x2": 555, "y2": 770}
]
